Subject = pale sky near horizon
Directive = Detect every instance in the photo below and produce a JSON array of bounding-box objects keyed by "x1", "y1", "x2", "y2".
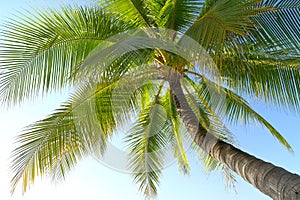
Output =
[{"x1": 0, "y1": 1, "x2": 299, "y2": 200}]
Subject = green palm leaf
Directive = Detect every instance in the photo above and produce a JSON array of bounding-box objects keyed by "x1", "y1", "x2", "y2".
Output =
[
  {"x1": 99, "y1": 0, "x2": 151, "y2": 27},
  {"x1": 185, "y1": 76, "x2": 293, "y2": 151},
  {"x1": 3, "y1": 0, "x2": 299, "y2": 198},
  {"x1": 154, "y1": 0, "x2": 202, "y2": 31},
  {"x1": 160, "y1": 91, "x2": 191, "y2": 174},
  {"x1": 184, "y1": 0, "x2": 261, "y2": 52},
  {"x1": 252, "y1": 0, "x2": 300, "y2": 51},
  {"x1": 9, "y1": 72, "x2": 126, "y2": 193},
  {"x1": 126, "y1": 103, "x2": 168, "y2": 198},
  {"x1": 220, "y1": 50, "x2": 300, "y2": 113},
  {"x1": 0, "y1": 5, "x2": 130, "y2": 105},
  {"x1": 10, "y1": 102, "x2": 88, "y2": 194}
]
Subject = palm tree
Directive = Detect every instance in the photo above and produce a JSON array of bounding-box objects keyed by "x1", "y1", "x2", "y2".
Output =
[{"x1": 0, "y1": 0, "x2": 299, "y2": 199}]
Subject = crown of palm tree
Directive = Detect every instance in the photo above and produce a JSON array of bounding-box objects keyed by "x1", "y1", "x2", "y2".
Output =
[{"x1": 0, "y1": 0, "x2": 299, "y2": 199}]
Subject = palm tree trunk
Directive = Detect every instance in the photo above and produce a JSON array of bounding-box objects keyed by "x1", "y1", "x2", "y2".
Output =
[{"x1": 168, "y1": 74, "x2": 300, "y2": 200}]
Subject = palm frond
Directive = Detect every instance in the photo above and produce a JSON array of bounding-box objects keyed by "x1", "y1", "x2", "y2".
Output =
[
  {"x1": 159, "y1": 91, "x2": 191, "y2": 174},
  {"x1": 261, "y1": 0, "x2": 300, "y2": 7},
  {"x1": 126, "y1": 103, "x2": 169, "y2": 198},
  {"x1": 224, "y1": 88, "x2": 294, "y2": 152},
  {"x1": 220, "y1": 48, "x2": 300, "y2": 113},
  {"x1": 154, "y1": 0, "x2": 202, "y2": 32},
  {"x1": 181, "y1": 0, "x2": 299, "y2": 112},
  {"x1": 99, "y1": 0, "x2": 151, "y2": 27},
  {"x1": 251, "y1": 0, "x2": 300, "y2": 52},
  {"x1": 182, "y1": 76, "x2": 236, "y2": 144},
  {"x1": 0, "y1": 5, "x2": 130, "y2": 106},
  {"x1": 198, "y1": 0, "x2": 218, "y2": 18},
  {"x1": 108, "y1": 66, "x2": 165, "y2": 129},
  {"x1": 9, "y1": 71, "x2": 127, "y2": 193},
  {"x1": 185, "y1": 75, "x2": 293, "y2": 151},
  {"x1": 10, "y1": 101, "x2": 88, "y2": 194},
  {"x1": 184, "y1": 0, "x2": 261, "y2": 52},
  {"x1": 198, "y1": 151, "x2": 238, "y2": 191}
]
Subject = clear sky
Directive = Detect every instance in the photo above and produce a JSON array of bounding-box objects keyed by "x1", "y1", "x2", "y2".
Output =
[{"x1": 0, "y1": 1, "x2": 299, "y2": 200}]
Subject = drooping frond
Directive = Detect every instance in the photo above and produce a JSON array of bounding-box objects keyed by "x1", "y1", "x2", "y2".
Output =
[
  {"x1": 9, "y1": 69, "x2": 128, "y2": 193},
  {"x1": 0, "y1": 5, "x2": 131, "y2": 106},
  {"x1": 126, "y1": 103, "x2": 169, "y2": 198},
  {"x1": 223, "y1": 88, "x2": 294, "y2": 152},
  {"x1": 160, "y1": 91, "x2": 191, "y2": 174},
  {"x1": 220, "y1": 44, "x2": 300, "y2": 113},
  {"x1": 213, "y1": 0, "x2": 300, "y2": 111},
  {"x1": 10, "y1": 103, "x2": 94, "y2": 194},
  {"x1": 185, "y1": 75, "x2": 293, "y2": 152},
  {"x1": 184, "y1": 91, "x2": 234, "y2": 142},
  {"x1": 251, "y1": 0, "x2": 300, "y2": 52}
]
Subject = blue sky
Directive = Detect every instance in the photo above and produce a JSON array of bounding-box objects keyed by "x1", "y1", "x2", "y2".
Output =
[{"x1": 0, "y1": 1, "x2": 299, "y2": 200}]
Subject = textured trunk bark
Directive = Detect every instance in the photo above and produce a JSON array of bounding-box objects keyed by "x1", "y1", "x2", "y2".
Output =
[{"x1": 168, "y1": 73, "x2": 300, "y2": 200}]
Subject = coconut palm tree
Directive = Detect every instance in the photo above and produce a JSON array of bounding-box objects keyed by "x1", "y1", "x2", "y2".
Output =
[{"x1": 0, "y1": 0, "x2": 299, "y2": 199}]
